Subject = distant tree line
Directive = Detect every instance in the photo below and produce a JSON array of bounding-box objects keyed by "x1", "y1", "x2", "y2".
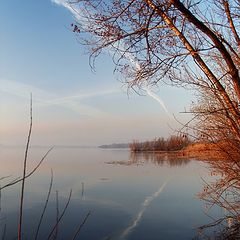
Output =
[
  {"x1": 130, "y1": 135, "x2": 191, "y2": 152},
  {"x1": 99, "y1": 143, "x2": 130, "y2": 149}
]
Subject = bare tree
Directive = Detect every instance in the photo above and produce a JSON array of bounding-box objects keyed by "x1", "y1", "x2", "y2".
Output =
[
  {"x1": 69, "y1": 0, "x2": 240, "y2": 151},
  {"x1": 189, "y1": 87, "x2": 240, "y2": 159}
]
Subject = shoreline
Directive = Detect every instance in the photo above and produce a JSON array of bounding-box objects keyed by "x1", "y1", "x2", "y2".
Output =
[{"x1": 130, "y1": 142, "x2": 229, "y2": 161}]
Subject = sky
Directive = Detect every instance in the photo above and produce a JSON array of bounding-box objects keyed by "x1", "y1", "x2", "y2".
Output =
[{"x1": 0, "y1": 0, "x2": 193, "y2": 146}]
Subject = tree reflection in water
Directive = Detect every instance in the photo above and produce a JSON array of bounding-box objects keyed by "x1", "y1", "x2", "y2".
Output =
[
  {"x1": 106, "y1": 152, "x2": 191, "y2": 167},
  {"x1": 107, "y1": 152, "x2": 240, "y2": 239},
  {"x1": 197, "y1": 158, "x2": 240, "y2": 240}
]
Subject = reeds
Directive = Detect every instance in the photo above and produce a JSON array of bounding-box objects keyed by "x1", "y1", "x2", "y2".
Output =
[{"x1": 0, "y1": 96, "x2": 90, "y2": 239}]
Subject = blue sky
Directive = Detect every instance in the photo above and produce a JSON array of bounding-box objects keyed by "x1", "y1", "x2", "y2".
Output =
[{"x1": 0, "y1": 0, "x2": 193, "y2": 146}]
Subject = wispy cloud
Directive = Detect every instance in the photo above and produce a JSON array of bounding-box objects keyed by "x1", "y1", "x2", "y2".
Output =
[
  {"x1": 0, "y1": 78, "x2": 118, "y2": 117},
  {"x1": 42, "y1": 89, "x2": 117, "y2": 105},
  {"x1": 0, "y1": 78, "x2": 50, "y2": 99},
  {"x1": 52, "y1": 0, "x2": 171, "y2": 117}
]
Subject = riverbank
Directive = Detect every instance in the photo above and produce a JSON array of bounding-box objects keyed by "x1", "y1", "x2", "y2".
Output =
[{"x1": 131, "y1": 142, "x2": 235, "y2": 161}]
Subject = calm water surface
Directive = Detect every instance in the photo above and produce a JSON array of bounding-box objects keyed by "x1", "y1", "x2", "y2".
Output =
[{"x1": 0, "y1": 147, "x2": 221, "y2": 239}]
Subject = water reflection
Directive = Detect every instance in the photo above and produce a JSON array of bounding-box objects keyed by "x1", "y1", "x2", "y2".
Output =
[
  {"x1": 197, "y1": 159, "x2": 240, "y2": 239},
  {"x1": 0, "y1": 147, "x2": 218, "y2": 239},
  {"x1": 120, "y1": 180, "x2": 168, "y2": 239},
  {"x1": 107, "y1": 152, "x2": 191, "y2": 167}
]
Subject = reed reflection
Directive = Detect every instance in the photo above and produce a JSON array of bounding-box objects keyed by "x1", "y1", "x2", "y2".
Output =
[
  {"x1": 197, "y1": 159, "x2": 240, "y2": 239},
  {"x1": 107, "y1": 152, "x2": 191, "y2": 167},
  {"x1": 131, "y1": 152, "x2": 191, "y2": 167}
]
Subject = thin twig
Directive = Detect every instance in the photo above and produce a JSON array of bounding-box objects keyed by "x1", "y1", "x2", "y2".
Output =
[
  {"x1": 1, "y1": 224, "x2": 6, "y2": 240},
  {"x1": 52, "y1": 190, "x2": 59, "y2": 240},
  {"x1": 0, "y1": 185, "x2": 1, "y2": 212},
  {"x1": 34, "y1": 169, "x2": 53, "y2": 240},
  {"x1": 0, "y1": 176, "x2": 12, "y2": 181},
  {"x1": 81, "y1": 182, "x2": 84, "y2": 199},
  {"x1": 18, "y1": 94, "x2": 33, "y2": 240},
  {"x1": 1, "y1": 147, "x2": 54, "y2": 191},
  {"x1": 47, "y1": 190, "x2": 72, "y2": 240},
  {"x1": 70, "y1": 211, "x2": 91, "y2": 240}
]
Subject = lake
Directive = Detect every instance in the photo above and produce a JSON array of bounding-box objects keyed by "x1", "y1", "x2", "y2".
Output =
[{"x1": 0, "y1": 147, "x2": 223, "y2": 239}]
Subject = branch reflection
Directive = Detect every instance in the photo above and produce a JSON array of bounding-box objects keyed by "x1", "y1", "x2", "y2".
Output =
[{"x1": 197, "y1": 158, "x2": 240, "y2": 239}]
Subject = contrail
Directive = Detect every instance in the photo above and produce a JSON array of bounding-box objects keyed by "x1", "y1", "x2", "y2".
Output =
[
  {"x1": 0, "y1": 78, "x2": 113, "y2": 117},
  {"x1": 119, "y1": 44, "x2": 170, "y2": 117},
  {"x1": 52, "y1": 1, "x2": 171, "y2": 117},
  {"x1": 120, "y1": 180, "x2": 168, "y2": 239},
  {"x1": 144, "y1": 88, "x2": 171, "y2": 116},
  {"x1": 39, "y1": 89, "x2": 118, "y2": 105}
]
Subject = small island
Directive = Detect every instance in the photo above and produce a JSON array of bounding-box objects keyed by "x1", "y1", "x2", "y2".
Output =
[
  {"x1": 99, "y1": 135, "x2": 233, "y2": 161},
  {"x1": 129, "y1": 135, "x2": 235, "y2": 160},
  {"x1": 129, "y1": 135, "x2": 190, "y2": 152}
]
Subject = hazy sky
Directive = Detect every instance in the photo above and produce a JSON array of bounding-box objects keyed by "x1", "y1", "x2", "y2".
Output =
[{"x1": 0, "y1": 0, "x2": 193, "y2": 146}]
